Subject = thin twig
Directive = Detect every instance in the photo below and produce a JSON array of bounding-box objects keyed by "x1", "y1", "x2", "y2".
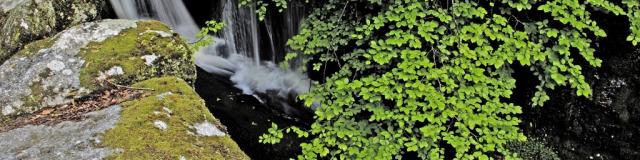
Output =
[
  {"x1": 188, "y1": 36, "x2": 208, "y2": 45},
  {"x1": 106, "y1": 80, "x2": 155, "y2": 91},
  {"x1": 331, "y1": 1, "x2": 350, "y2": 68}
]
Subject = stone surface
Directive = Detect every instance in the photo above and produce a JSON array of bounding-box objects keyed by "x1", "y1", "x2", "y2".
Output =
[
  {"x1": 101, "y1": 77, "x2": 249, "y2": 160},
  {"x1": 193, "y1": 121, "x2": 226, "y2": 136},
  {"x1": 0, "y1": 0, "x2": 107, "y2": 63},
  {"x1": 0, "y1": 19, "x2": 195, "y2": 119},
  {"x1": 0, "y1": 77, "x2": 248, "y2": 159},
  {"x1": 0, "y1": 0, "x2": 26, "y2": 12},
  {"x1": 0, "y1": 105, "x2": 122, "y2": 160}
]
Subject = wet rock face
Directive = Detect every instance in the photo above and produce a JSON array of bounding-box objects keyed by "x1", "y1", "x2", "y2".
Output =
[
  {"x1": 195, "y1": 68, "x2": 311, "y2": 160},
  {"x1": 523, "y1": 47, "x2": 640, "y2": 159},
  {"x1": 0, "y1": 0, "x2": 107, "y2": 63},
  {"x1": 0, "y1": 19, "x2": 195, "y2": 120}
]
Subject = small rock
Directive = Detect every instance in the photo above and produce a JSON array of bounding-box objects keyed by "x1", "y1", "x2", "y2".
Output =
[
  {"x1": 141, "y1": 54, "x2": 158, "y2": 66},
  {"x1": 2, "y1": 105, "x2": 15, "y2": 115},
  {"x1": 105, "y1": 66, "x2": 124, "y2": 76},
  {"x1": 153, "y1": 120, "x2": 168, "y2": 130},
  {"x1": 156, "y1": 92, "x2": 173, "y2": 100},
  {"x1": 193, "y1": 121, "x2": 225, "y2": 136},
  {"x1": 20, "y1": 19, "x2": 29, "y2": 30},
  {"x1": 162, "y1": 107, "x2": 172, "y2": 114}
]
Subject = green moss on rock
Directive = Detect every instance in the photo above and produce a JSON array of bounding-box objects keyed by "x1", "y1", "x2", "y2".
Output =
[
  {"x1": 78, "y1": 20, "x2": 195, "y2": 90},
  {"x1": 0, "y1": 0, "x2": 106, "y2": 63},
  {"x1": 13, "y1": 36, "x2": 58, "y2": 57},
  {"x1": 102, "y1": 77, "x2": 249, "y2": 160},
  {"x1": 506, "y1": 137, "x2": 560, "y2": 160},
  {"x1": 1, "y1": 19, "x2": 195, "y2": 119},
  {"x1": 20, "y1": 69, "x2": 51, "y2": 108}
]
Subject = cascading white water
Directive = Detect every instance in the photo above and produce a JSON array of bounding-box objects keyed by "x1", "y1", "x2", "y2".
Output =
[
  {"x1": 220, "y1": 0, "x2": 261, "y2": 63},
  {"x1": 109, "y1": 0, "x2": 200, "y2": 42},
  {"x1": 108, "y1": 0, "x2": 310, "y2": 102},
  {"x1": 262, "y1": 1, "x2": 306, "y2": 69},
  {"x1": 248, "y1": 5, "x2": 260, "y2": 64},
  {"x1": 264, "y1": 19, "x2": 277, "y2": 62}
]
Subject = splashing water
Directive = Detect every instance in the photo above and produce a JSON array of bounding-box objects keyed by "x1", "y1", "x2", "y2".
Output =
[
  {"x1": 109, "y1": 0, "x2": 311, "y2": 101},
  {"x1": 195, "y1": 53, "x2": 310, "y2": 98}
]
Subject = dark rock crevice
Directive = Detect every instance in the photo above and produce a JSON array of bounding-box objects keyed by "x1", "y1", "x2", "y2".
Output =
[
  {"x1": 195, "y1": 67, "x2": 312, "y2": 160},
  {"x1": 520, "y1": 12, "x2": 640, "y2": 160}
]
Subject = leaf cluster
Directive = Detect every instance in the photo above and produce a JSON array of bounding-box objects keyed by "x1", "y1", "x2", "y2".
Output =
[
  {"x1": 248, "y1": 0, "x2": 640, "y2": 159},
  {"x1": 191, "y1": 20, "x2": 224, "y2": 52}
]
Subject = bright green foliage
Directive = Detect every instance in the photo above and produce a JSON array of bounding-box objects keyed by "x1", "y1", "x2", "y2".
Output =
[
  {"x1": 258, "y1": 123, "x2": 284, "y2": 144},
  {"x1": 191, "y1": 20, "x2": 224, "y2": 52},
  {"x1": 252, "y1": 0, "x2": 640, "y2": 159},
  {"x1": 623, "y1": 0, "x2": 640, "y2": 45}
]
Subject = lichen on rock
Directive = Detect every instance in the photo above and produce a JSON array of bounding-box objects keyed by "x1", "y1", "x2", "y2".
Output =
[
  {"x1": 0, "y1": 0, "x2": 107, "y2": 63},
  {"x1": 0, "y1": 19, "x2": 196, "y2": 119},
  {"x1": 1, "y1": 77, "x2": 249, "y2": 159},
  {"x1": 0, "y1": 19, "x2": 137, "y2": 118},
  {"x1": 101, "y1": 77, "x2": 249, "y2": 160},
  {"x1": 78, "y1": 20, "x2": 196, "y2": 91},
  {"x1": 0, "y1": 105, "x2": 123, "y2": 160},
  {"x1": 506, "y1": 137, "x2": 561, "y2": 160},
  {"x1": 0, "y1": 0, "x2": 27, "y2": 12}
]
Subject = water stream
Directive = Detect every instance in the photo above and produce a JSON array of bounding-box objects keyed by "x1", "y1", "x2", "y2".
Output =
[
  {"x1": 108, "y1": 0, "x2": 309, "y2": 101},
  {"x1": 108, "y1": 1, "x2": 314, "y2": 158}
]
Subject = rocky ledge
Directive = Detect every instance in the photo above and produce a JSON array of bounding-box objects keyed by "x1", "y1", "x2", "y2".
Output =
[
  {"x1": 0, "y1": 77, "x2": 248, "y2": 159},
  {"x1": 0, "y1": 19, "x2": 195, "y2": 120},
  {"x1": 0, "y1": 19, "x2": 248, "y2": 159}
]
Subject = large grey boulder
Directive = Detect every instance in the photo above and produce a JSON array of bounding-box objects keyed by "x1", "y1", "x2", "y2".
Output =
[
  {"x1": 0, "y1": 0, "x2": 107, "y2": 63},
  {"x1": 0, "y1": 77, "x2": 249, "y2": 160},
  {"x1": 0, "y1": 19, "x2": 195, "y2": 121},
  {"x1": 0, "y1": 18, "x2": 248, "y2": 159}
]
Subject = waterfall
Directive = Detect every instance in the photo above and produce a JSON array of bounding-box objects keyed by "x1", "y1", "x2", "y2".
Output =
[
  {"x1": 264, "y1": 20, "x2": 276, "y2": 62},
  {"x1": 249, "y1": 5, "x2": 260, "y2": 64},
  {"x1": 264, "y1": 1, "x2": 306, "y2": 69},
  {"x1": 109, "y1": 0, "x2": 200, "y2": 42},
  {"x1": 108, "y1": 0, "x2": 310, "y2": 102},
  {"x1": 220, "y1": 0, "x2": 261, "y2": 63}
]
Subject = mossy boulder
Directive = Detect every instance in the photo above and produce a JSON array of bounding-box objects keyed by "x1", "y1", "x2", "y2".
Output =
[
  {"x1": 0, "y1": 19, "x2": 195, "y2": 119},
  {"x1": 102, "y1": 77, "x2": 249, "y2": 160},
  {"x1": 0, "y1": 0, "x2": 107, "y2": 63},
  {"x1": 0, "y1": 77, "x2": 248, "y2": 159}
]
